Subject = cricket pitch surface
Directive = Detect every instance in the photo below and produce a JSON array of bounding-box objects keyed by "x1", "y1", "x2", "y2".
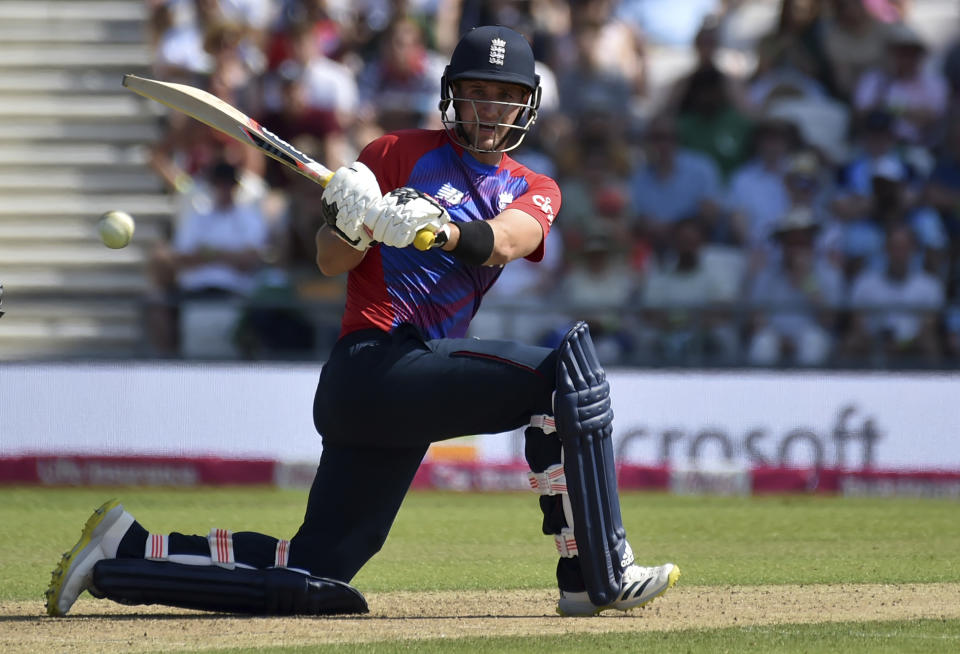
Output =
[{"x1": 3, "y1": 583, "x2": 959, "y2": 652}]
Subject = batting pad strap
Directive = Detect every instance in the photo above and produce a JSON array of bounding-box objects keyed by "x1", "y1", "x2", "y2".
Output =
[
  {"x1": 529, "y1": 414, "x2": 556, "y2": 434},
  {"x1": 208, "y1": 528, "x2": 235, "y2": 569},
  {"x1": 555, "y1": 528, "x2": 578, "y2": 558},
  {"x1": 528, "y1": 463, "x2": 567, "y2": 495},
  {"x1": 274, "y1": 539, "x2": 291, "y2": 568},
  {"x1": 145, "y1": 533, "x2": 169, "y2": 561}
]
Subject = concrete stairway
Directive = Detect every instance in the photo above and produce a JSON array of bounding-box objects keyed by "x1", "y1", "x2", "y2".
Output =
[{"x1": 0, "y1": 0, "x2": 174, "y2": 359}]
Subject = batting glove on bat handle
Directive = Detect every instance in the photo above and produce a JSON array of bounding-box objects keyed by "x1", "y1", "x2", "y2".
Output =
[{"x1": 367, "y1": 188, "x2": 450, "y2": 249}]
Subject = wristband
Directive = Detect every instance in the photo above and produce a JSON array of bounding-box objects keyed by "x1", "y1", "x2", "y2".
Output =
[{"x1": 450, "y1": 220, "x2": 494, "y2": 265}]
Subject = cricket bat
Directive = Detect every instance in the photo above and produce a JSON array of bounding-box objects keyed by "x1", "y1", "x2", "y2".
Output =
[{"x1": 121, "y1": 74, "x2": 438, "y2": 250}]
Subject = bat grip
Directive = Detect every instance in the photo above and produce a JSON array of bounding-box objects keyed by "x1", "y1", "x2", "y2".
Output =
[{"x1": 414, "y1": 227, "x2": 449, "y2": 251}]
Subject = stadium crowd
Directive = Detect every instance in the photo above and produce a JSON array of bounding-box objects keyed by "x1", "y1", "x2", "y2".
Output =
[{"x1": 140, "y1": 0, "x2": 960, "y2": 368}]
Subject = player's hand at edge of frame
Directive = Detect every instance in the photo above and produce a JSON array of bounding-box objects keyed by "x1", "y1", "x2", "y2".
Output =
[
  {"x1": 364, "y1": 187, "x2": 451, "y2": 249},
  {"x1": 319, "y1": 161, "x2": 383, "y2": 251}
]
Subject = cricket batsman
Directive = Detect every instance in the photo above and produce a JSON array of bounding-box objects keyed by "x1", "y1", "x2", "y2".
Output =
[{"x1": 46, "y1": 25, "x2": 679, "y2": 618}]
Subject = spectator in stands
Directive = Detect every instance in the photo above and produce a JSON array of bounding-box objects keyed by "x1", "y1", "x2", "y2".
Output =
[
  {"x1": 570, "y1": 0, "x2": 647, "y2": 98},
  {"x1": 821, "y1": 0, "x2": 892, "y2": 103},
  {"x1": 853, "y1": 22, "x2": 949, "y2": 147},
  {"x1": 726, "y1": 119, "x2": 802, "y2": 253},
  {"x1": 841, "y1": 155, "x2": 948, "y2": 282},
  {"x1": 844, "y1": 224, "x2": 945, "y2": 364},
  {"x1": 148, "y1": 0, "x2": 220, "y2": 80},
  {"x1": 676, "y1": 64, "x2": 754, "y2": 179},
  {"x1": 925, "y1": 111, "x2": 960, "y2": 283},
  {"x1": 747, "y1": 206, "x2": 845, "y2": 366},
  {"x1": 782, "y1": 150, "x2": 831, "y2": 213},
  {"x1": 779, "y1": 150, "x2": 842, "y2": 265},
  {"x1": 628, "y1": 114, "x2": 725, "y2": 256},
  {"x1": 173, "y1": 160, "x2": 269, "y2": 295},
  {"x1": 202, "y1": 20, "x2": 262, "y2": 115},
  {"x1": 355, "y1": 17, "x2": 445, "y2": 132},
  {"x1": 556, "y1": 226, "x2": 639, "y2": 363},
  {"x1": 258, "y1": 63, "x2": 348, "y2": 182},
  {"x1": 746, "y1": 0, "x2": 834, "y2": 111},
  {"x1": 665, "y1": 16, "x2": 749, "y2": 115},
  {"x1": 264, "y1": 0, "x2": 347, "y2": 69},
  {"x1": 279, "y1": 19, "x2": 358, "y2": 130},
  {"x1": 833, "y1": 109, "x2": 906, "y2": 220},
  {"x1": 146, "y1": 161, "x2": 269, "y2": 355},
  {"x1": 638, "y1": 217, "x2": 741, "y2": 364},
  {"x1": 554, "y1": 7, "x2": 641, "y2": 120},
  {"x1": 553, "y1": 112, "x2": 632, "y2": 257}
]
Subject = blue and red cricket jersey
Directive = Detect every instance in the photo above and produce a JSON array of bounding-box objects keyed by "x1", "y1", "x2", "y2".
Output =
[{"x1": 339, "y1": 129, "x2": 561, "y2": 339}]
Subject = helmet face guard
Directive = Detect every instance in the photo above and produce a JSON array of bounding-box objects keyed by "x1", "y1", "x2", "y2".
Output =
[
  {"x1": 439, "y1": 26, "x2": 541, "y2": 154},
  {"x1": 439, "y1": 79, "x2": 541, "y2": 153}
]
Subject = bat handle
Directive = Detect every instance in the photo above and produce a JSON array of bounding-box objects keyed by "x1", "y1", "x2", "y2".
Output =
[
  {"x1": 414, "y1": 226, "x2": 449, "y2": 251},
  {"x1": 413, "y1": 225, "x2": 449, "y2": 251},
  {"x1": 413, "y1": 230, "x2": 436, "y2": 251}
]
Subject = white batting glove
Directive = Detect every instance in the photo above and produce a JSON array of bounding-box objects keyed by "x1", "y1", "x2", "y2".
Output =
[
  {"x1": 364, "y1": 188, "x2": 451, "y2": 249},
  {"x1": 320, "y1": 161, "x2": 383, "y2": 250}
]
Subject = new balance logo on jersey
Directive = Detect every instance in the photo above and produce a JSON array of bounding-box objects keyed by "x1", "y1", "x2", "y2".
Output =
[
  {"x1": 489, "y1": 38, "x2": 506, "y2": 66},
  {"x1": 435, "y1": 183, "x2": 464, "y2": 206},
  {"x1": 533, "y1": 194, "x2": 555, "y2": 223},
  {"x1": 497, "y1": 192, "x2": 514, "y2": 212}
]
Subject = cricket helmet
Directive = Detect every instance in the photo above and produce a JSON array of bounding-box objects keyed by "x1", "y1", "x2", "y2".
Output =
[{"x1": 440, "y1": 25, "x2": 541, "y2": 153}]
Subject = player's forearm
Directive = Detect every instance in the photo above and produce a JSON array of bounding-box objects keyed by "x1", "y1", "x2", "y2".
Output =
[
  {"x1": 486, "y1": 210, "x2": 544, "y2": 264},
  {"x1": 441, "y1": 211, "x2": 542, "y2": 266},
  {"x1": 315, "y1": 225, "x2": 366, "y2": 276}
]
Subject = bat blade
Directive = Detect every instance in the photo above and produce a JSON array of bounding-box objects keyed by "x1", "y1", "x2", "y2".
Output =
[
  {"x1": 122, "y1": 74, "x2": 440, "y2": 250},
  {"x1": 122, "y1": 74, "x2": 333, "y2": 187}
]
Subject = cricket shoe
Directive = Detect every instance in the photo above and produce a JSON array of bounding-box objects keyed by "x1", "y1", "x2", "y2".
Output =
[
  {"x1": 556, "y1": 562, "x2": 681, "y2": 617},
  {"x1": 45, "y1": 499, "x2": 135, "y2": 616}
]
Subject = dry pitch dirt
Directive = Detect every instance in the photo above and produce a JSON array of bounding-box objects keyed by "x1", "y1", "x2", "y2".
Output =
[{"x1": 3, "y1": 583, "x2": 959, "y2": 653}]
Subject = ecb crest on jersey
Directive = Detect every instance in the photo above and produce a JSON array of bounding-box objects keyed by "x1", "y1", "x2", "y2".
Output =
[
  {"x1": 497, "y1": 191, "x2": 514, "y2": 212},
  {"x1": 489, "y1": 38, "x2": 506, "y2": 66}
]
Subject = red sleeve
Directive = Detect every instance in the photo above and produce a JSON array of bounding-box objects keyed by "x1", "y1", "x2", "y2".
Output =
[
  {"x1": 503, "y1": 169, "x2": 561, "y2": 263},
  {"x1": 356, "y1": 129, "x2": 447, "y2": 194}
]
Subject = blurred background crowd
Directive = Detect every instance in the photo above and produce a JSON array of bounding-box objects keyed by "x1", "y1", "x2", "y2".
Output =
[{"x1": 138, "y1": 0, "x2": 960, "y2": 368}]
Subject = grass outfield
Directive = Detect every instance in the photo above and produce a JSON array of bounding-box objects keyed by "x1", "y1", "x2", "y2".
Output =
[{"x1": 2, "y1": 487, "x2": 959, "y2": 652}]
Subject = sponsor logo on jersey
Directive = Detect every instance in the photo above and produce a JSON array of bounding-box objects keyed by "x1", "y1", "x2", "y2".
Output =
[
  {"x1": 489, "y1": 38, "x2": 506, "y2": 66},
  {"x1": 435, "y1": 183, "x2": 465, "y2": 206},
  {"x1": 532, "y1": 194, "x2": 555, "y2": 223},
  {"x1": 497, "y1": 191, "x2": 514, "y2": 212}
]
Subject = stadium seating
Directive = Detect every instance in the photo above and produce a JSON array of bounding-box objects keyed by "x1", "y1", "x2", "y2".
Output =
[{"x1": 0, "y1": 0, "x2": 174, "y2": 359}]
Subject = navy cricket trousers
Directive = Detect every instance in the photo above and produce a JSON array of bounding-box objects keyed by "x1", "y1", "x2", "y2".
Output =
[{"x1": 287, "y1": 324, "x2": 558, "y2": 579}]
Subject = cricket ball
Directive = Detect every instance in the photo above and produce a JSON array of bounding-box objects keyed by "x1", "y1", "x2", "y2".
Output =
[{"x1": 98, "y1": 211, "x2": 136, "y2": 249}]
